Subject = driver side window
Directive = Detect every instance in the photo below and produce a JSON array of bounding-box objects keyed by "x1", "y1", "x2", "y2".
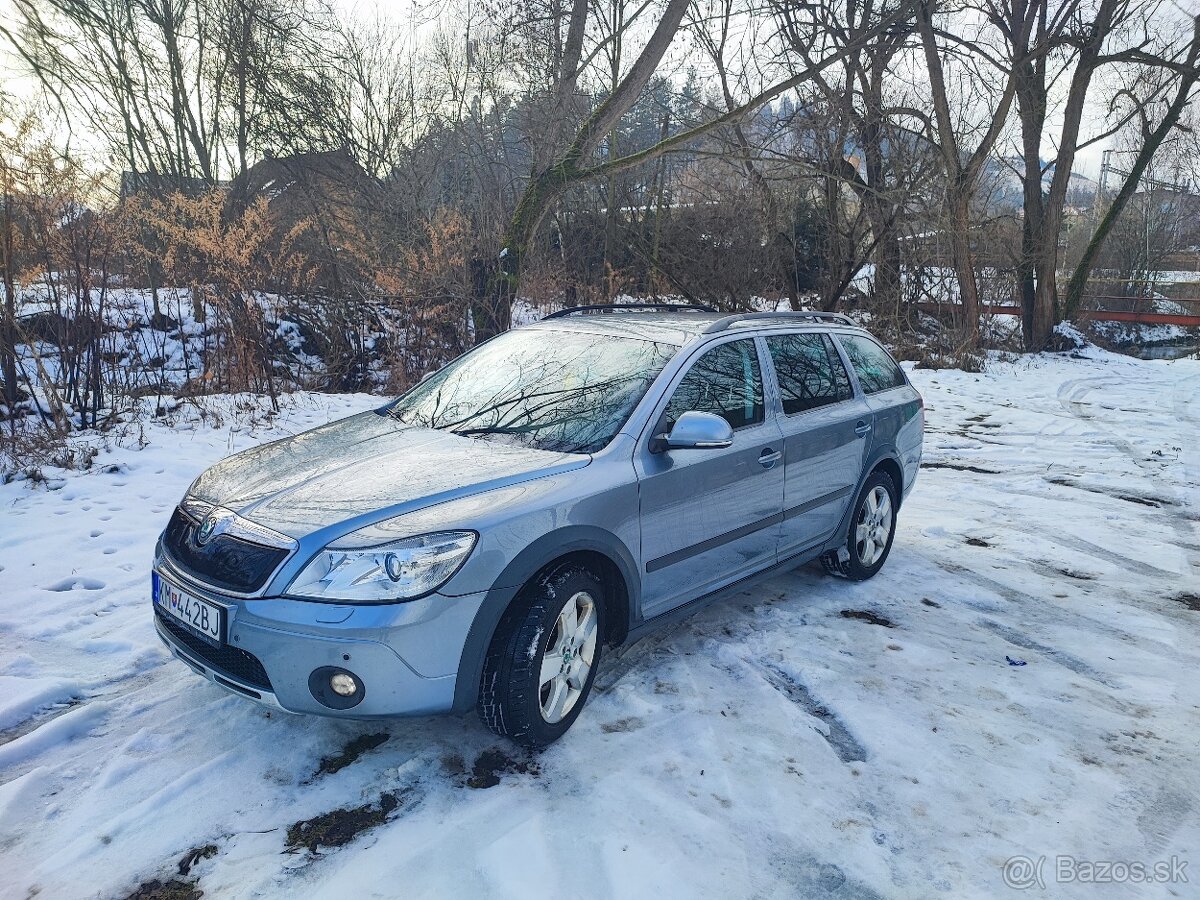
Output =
[{"x1": 663, "y1": 339, "x2": 764, "y2": 431}]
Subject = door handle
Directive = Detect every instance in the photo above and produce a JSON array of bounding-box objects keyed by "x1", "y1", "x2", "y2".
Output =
[
  {"x1": 854, "y1": 420, "x2": 872, "y2": 437},
  {"x1": 759, "y1": 448, "x2": 782, "y2": 468}
]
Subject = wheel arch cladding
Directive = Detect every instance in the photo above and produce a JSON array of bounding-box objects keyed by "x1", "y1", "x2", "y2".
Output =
[
  {"x1": 452, "y1": 526, "x2": 638, "y2": 713},
  {"x1": 825, "y1": 449, "x2": 905, "y2": 556},
  {"x1": 872, "y1": 455, "x2": 903, "y2": 507}
]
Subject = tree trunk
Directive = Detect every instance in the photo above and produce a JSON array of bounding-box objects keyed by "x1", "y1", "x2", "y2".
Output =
[
  {"x1": 470, "y1": 0, "x2": 693, "y2": 341},
  {"x1": 862, "y1": 191, "x2": 901, "y2": 310},
  {"x1": 1014, "y1": 24, "x2": 1046, "y2": 351},
  {"x1": 917, "y1": 0, "x2": 1024, "y2": 347},
  {"x1": 1, "y1": 190, "x2": 17, "y2": 411},
  {"x1": 874, "y1": 225, "x2": 903, "y2": 316},
  {"x1": 947, "y1": 190, "x2": 980, "y2": 342},
  {"x1": 475, "y1": 164, "x2": 574, "y2": 341}
]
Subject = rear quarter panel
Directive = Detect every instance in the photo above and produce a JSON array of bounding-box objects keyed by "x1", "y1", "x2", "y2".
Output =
[{"x1": 866, "y1": 385, "x2": 923, "y2": 497}]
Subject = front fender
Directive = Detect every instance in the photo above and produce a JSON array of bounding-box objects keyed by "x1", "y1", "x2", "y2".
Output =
[{"x1": 451, "y1": 525, "x2": 640, "y2": 713}]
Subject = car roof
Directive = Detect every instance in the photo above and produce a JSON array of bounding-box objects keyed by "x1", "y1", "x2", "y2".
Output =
[{"x1": 523, "y1": 310, "x2": 864, "y2": 346}]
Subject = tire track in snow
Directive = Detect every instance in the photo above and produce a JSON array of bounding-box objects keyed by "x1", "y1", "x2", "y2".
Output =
[
  {"x1": 756, "y1": 662, "x2": 868, "y2": 763},
  {"x1": 1170, "y1": 372, "x2": 1200, "y2": 581},
  {"x1": 1057, "y1": 375, "x2": 1197, "y2": 584},
  {"x1": 0, "y1": 701, "x2": 110, "y2": 771},
  {"x1": 1002, "y1": 520, "x2": 1177, "y2": 579},
  {"x1": 592, "y1": 631, "x2": 678, "y2": 694},
  {"x1": 925, "y1": 556, "x2": 1193, "y2": 671},
  {"x1": 0, "y1": 700, "x2": 84, "y2": 753},
  {"x1": 974, "y1": 620, "x2": 1120, "y2": 688}
]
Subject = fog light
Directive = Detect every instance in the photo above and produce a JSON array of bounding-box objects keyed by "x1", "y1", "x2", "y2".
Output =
[{"x1": 309, "y1": 666, "x2": 366, "y2": 709}]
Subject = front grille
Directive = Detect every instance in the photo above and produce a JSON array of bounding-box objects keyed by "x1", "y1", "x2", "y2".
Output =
[
  {"x1": 163, "y1": 508, "x2": 288, "y2": 593},
  {"x1": 157, "y1": 610, "x2": 273, "y2": 691}
]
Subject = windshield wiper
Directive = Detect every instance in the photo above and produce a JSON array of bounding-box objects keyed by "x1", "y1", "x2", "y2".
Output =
[
  {"x1": 451, "y1": 425, "x2": 588, "y2": 454},
  {"x1": 451, "y1": 426, "x2": 531, "y2": 437}
]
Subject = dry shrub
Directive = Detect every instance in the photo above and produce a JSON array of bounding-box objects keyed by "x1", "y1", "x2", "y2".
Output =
[
  {"x1": 378, "y1": 208, "x2": 473, "y2": 389},
  {"x1": 912, "y1": 345, "x2": 986, "y2": 372},
  {"x1": 133, "y1": 191, "x2": 338, "y2": 403},
  {"x1": 1, "y1": 126, "x2": 147, "y2": 463}
]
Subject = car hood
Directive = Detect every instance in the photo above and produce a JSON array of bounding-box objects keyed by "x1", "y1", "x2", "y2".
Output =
[{"x1": 187, "y1": 411, "x2": 590, "y2": 539}]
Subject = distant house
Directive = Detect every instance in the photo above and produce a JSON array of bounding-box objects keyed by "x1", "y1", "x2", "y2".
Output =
[
  {"x1": 224, "y1": 148, "x2": 384, "y2": 288},
  {"x1": 1133, "y1": 185, "x2": 1200, "y2": 231},
  {"x1": 118, "y1": 171, "x2": 223, "y2": 201},
  {"x1": 224, "y1": 148, "x2": 380, "y2": 220}
]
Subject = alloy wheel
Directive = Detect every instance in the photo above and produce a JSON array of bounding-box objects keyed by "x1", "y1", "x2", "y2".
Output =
[
  {"x1": 855, "y1": 485, "x2": 893, "y2": 567},
  {"x1": 539, "y1": 591, "x2": 598, "y2": 724}
]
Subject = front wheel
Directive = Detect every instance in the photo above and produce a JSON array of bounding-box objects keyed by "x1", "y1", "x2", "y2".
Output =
[
  {"x1": 822, "y1": 470, "x2": 898, "y2": 581},
  {"x1": 478, "y1": 566, "x2": 605, "y2": 748}
]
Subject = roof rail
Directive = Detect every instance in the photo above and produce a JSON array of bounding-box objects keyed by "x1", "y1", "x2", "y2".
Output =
[
  {"x1": 543, "y1": 303, "x2": 717, "y2": 320},
  {"x1": 702, "y1": 310, "x2": 855, "y2": 333}
]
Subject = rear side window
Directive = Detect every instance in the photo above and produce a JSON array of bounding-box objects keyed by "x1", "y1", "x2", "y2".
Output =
[
  {"x1": 766, "y1": 333, "x2": 852, "y2": 414},
  {"x1": 664, "y1": 339, "x2": 764, "y2": 430},
  {"x1": 838, "y1": 334, "x2": 906, "y2": 394}
]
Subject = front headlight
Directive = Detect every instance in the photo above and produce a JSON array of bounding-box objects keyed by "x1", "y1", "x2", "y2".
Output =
[{"x1": 286, "y1": 530, "x2": 476, "y2": 603}]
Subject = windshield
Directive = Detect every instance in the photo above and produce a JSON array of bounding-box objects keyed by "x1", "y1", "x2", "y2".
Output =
[{"x1": 386, "y1": 328, "x2": 678, "y2": 453}]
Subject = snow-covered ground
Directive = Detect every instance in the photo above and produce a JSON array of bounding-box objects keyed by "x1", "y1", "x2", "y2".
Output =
[{"x1": 1, "y1": 350, "x2": 1198, "y2": 899}]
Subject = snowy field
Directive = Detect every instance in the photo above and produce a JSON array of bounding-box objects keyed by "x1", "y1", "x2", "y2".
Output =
[{"x1": 1, "y1": 349, "x2": 1198, "y2": 899}]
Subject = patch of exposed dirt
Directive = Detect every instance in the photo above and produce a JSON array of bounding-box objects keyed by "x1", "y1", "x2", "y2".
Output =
[
  {"x1": 285, "y1": 791, "x2": 411, "y2": 853},
  {"x1": 964, "y1": 537, "x2": 991, "y2": 548},
  {"x1": 314, "y1": 732, "x2": 390, "y2": 778},
  {"x1": 440, "y1": 752, "x2": 467, "y2": 777},
  {"x1": 601, "y1": 717, "x2": 644, "y2": 733},
  {"x1": 177, "y1": 845, "x2": 217, "y2": 876},
  {"x1": 1057, "y1": 568, "x2": 1096, "y2": 581},
  {"x1": 1172, "y1": 593, "x2": 1200, "y2": 611},
  {"x1": 122, "y1": 844, "x2": 219, "y2": 900},
  {"x1": 123, "y1": 879, "x2": 201, "y2": 900},
  {"x1": 463, "y1": 748, "x2": 541, "y2": 789},
  {"x1": 839, "y1": 609, "x2": 895, "y2": 628},
  {"x1": 921, "y1": 598, "x2": 942, "y2": 608},
  {"x1": 921, "y1": 462, "x2": 1001, "y2": 474}
]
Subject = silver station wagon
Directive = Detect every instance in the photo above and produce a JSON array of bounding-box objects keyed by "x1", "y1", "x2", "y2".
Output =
[{"x1": 152, "y1": 306, "x2": 924, "y2": 746}]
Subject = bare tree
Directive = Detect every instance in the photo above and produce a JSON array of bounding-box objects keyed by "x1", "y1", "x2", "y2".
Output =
[
  {"x1": 0, "y1": 104, "x2": 24, "y2": 416},
  {"x1": 1062, "y1": 14, "x2": 1200, "y2": 319},
  {"x1": 331, "y1": 12, "x2": 417, "y2": 180},
  {"x1": 2, "y1": 0, "x2": 341, "y2": 182},
  {"x1": 776, "y1": 0, "x2": 931, "y2": 317},
  {"x1": 997, "y1": 0, "x2": 1187, "y2": 349},
  {"x1": 475, "y1": 0, "x2": 922, "y2": 339},
  {"x1": 916, "y1": 0, "x2": 1037, "y2": 345}
]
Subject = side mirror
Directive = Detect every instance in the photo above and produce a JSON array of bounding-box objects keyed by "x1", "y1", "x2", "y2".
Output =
[{"x1": 653, "y1": 411, "x2": 734, "y2": 452}]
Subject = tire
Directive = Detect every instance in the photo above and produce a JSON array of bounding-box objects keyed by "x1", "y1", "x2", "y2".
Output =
[
  {"x1": 822, "y1": 470, "x2": 898, "y2": 582},
  {"x1": 477, "y1": 565, "x2": 605, "y2": 748}
]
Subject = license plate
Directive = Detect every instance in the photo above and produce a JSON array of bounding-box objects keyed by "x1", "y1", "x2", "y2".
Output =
[{"x1": 153, "y1": 572, "x2": 224, "y2": 646}]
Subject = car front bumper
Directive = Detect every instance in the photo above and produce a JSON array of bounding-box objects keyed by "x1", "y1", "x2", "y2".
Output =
[{"x1": 152, "y1": 556, "x2": 485, "y2": 718}]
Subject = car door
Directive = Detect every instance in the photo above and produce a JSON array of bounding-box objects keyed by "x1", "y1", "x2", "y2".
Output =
[
  {"x1": 835, "y1": 332, "x2": 922, "y2": 493},
  {"x1": 635, "y1": 336, "x2": 785, "y2": 619},
  {"x1": 763, "y1": 331, "x2": 872, "y2": 558}
]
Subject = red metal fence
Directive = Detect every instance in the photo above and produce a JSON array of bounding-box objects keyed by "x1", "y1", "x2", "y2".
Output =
[{"x1": 914, "y1": 303, "x2": 1200, "y2": 327}]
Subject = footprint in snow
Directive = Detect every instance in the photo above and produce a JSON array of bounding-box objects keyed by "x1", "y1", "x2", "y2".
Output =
[{"x1": 45, "y1": 577, "x2": 106, "y2": 592}]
